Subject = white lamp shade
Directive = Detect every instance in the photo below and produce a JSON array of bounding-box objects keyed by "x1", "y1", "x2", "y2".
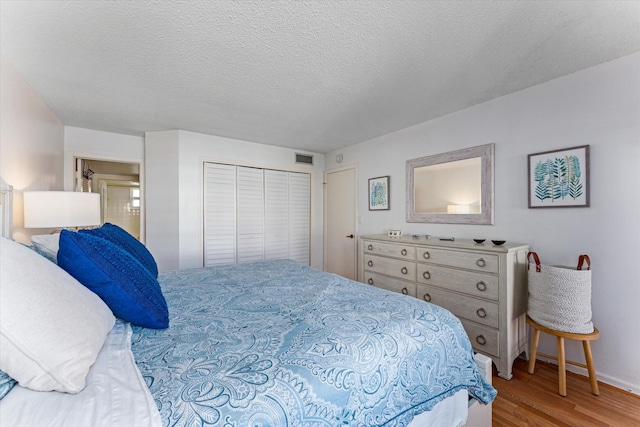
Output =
[{"x1": 24, "y1": 191, "x2": 101, "y2": 228}]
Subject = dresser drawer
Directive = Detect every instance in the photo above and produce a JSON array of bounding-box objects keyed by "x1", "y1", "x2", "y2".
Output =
[
  {"x1": 363, "y1": 240, "x2": 415, "y2": 261},
  {"x1": 460, "y1": 319, "x2": 499, "y2": 358},
  {"x1": 416, "y1": 264, "x2": 498, "y2": 301},
  {"x1": 364, "y1": 271, "x2": 417, "y2": 297},
  {"x1": 364, "y1": 254, "x2": 416, "y2": 281},
  {"x1": 417, "y1": 285, "x2": 499, "y2": 328},
  {"x1": 416, "y1": 247, "x2": 498, "y2": 273}
]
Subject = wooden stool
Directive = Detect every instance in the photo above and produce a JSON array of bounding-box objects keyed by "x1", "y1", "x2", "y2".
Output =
[{"x1": 527, "y1": 316, "x2": 600, "y2": 396}]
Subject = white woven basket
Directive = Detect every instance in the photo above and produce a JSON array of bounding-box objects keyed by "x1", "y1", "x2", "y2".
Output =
[{"x1": 527, "y1": 252, "x2": 593, "y2": 334}]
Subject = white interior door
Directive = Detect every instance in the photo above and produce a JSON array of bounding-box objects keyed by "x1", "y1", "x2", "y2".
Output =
[{"x1": 324, "y1": 166, "x2": 357, "y2": 280}]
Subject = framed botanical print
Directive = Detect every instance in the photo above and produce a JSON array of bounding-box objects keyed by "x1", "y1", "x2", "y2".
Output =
[
  {"x1": 369, "y1": 176, "x2": 390, "y2": 210},
  {"x1": 528, "y1": 145, "x2": 590, "y2": 208}
]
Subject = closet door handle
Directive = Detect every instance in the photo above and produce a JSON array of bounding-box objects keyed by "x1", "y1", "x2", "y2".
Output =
[{"x1": 346, "y1": 234, "x2": 354, "y2": 239}]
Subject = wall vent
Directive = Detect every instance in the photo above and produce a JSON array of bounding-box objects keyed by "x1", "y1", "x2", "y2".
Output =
[{"x1": 295, "y1": 153, "x2": 314, "y2": 165}]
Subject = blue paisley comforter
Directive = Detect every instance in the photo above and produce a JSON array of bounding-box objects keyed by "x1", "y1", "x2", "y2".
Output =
[{"x1": 131, "y1": 260, "x2": 496, "y2": 427}]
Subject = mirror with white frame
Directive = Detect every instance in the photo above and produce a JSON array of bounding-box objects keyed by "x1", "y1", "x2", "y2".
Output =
[{"x1": 406, "y1": 144, "x2": 494, "y2": 224}]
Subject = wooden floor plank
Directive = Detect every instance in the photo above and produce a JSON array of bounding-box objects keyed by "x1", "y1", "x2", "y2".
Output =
[{"x1": 492, "y1": 358, "x2": 640, "y2": 427}]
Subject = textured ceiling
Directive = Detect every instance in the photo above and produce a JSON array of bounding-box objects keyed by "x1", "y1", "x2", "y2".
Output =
[{"x1": 1, "y1": 1, "x2": 639, "y2": 153}]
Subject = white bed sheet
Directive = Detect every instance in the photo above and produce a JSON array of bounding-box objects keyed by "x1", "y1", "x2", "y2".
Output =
[
  {"x1": 0, "y1": 320, "x2": 161, "y2": 427},
  {"x1": 407, "y1": 389, "x2": 468, "y2": 427}
]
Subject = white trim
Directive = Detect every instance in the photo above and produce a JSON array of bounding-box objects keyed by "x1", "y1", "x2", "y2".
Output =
[{"x1": 535, "y1": 355, "x2": 639, "y2": 396}]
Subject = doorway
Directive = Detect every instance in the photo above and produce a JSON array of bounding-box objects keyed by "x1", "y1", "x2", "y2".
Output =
[
  {"x1": 324, "y1": 166, "x2": 357, "y2": 280},
  {"x1": 74, "y1": 158, "x2": 142, "y2": 240}
]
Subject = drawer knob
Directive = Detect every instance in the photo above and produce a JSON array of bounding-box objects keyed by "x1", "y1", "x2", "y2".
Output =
[
  {"x1": 476, "y1": 258, "x2": 486, "y2": 267},
  {"x1": 423, "y1": 251, "x2": 430, "y2": 259},
  {"x1": 400, "y1": 267, "x2": 408, "y2": 275},
  {"x1": 401, "y1": 287, "x2": 408, "y2": 295},
  {"x1": 476, "y1": 308, "x2": 487, "y2": 318},
  {"x1": 476, "y1": 335, "x2": 487, "y2": 346},
  {"x1": 367, "y1": 260, "x2": 373, "y2": 267},
  {"x1": 476, "y1": 281, "x2": 487, "y2": 291},
  {"x1": 401, "y1": 248, "x2": 407, "y2": 256},
  {"x1": 422, "y1": 271, "x2": 431, "y2": 280},
  {"x1": 423, "y1": 293, "x2": 431, "y2": 302},
  {"x1": 367, "y1": 244, "x2": 373, "y2": 250},
  {"x1": 367, "y1": 278, "x2": 374, "y2": 285}
]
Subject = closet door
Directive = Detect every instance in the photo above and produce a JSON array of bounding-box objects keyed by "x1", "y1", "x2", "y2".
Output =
[
  {"x1": 264, "y1": 170, "x2": 288, "y2": 260},
  {"x1": 236, "y1": 166, "x2": 264, "y2": 263},
  {"x1": 288, "y1": 172, "x2": 310, "y2": 265},
  {"x1": 203, "y1": 163, "x2": 310, "y2": 267},
  {"x1": 204, "y1": 163, "x2": 236, "y2": 266}
]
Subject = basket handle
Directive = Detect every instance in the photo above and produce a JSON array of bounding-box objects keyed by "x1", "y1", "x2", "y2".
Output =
[
  {"x1": 527, "y1": 251, "x2": 541, "y2": 272},
  {"x1": 577, "y1": 254, "x2": 591, "y2": 270}
]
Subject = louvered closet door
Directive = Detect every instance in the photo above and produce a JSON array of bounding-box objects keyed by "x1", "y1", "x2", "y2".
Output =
[
  {"x1": 236, "y1": 166, "x2": 264, "y2": 263},
  {"x1": 204, "y1": 163, "x2": 237, "y2": 266},
  {"x1": 264, "y1": 170, "x2": 288, "y2": 260},
  {"x1": 204, "y1": 163, "x2": 310, "y2": 267},
  {"x1": 288, "y1": 172, "x2": 310, "y2": 264}
]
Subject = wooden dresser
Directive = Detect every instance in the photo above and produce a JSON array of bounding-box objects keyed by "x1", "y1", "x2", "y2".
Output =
[{"x1": 359, "y1": 234, "x2": 529, "y2": 380}]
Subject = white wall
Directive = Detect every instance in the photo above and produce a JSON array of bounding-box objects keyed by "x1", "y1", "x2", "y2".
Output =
[
  {"x1": 0, "y1": 58, "x2": 64, "y2": 243},
  {"x1": 145, "y1": 130, "x2": 324, "y2": 271},
  {"x1": 145, "y1": 130, "x2": 180, "y2": 270},
  {"x1": 63, "y1": 126, "x2": 144, "y2": 191},
  {"x1": 325, "y1": 52, "x2": 640, "y2": 394}
]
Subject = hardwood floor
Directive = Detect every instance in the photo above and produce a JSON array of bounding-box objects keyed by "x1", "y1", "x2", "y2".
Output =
[{"x1": 492, "y1": 358, "x2": 640, "y2": 426}]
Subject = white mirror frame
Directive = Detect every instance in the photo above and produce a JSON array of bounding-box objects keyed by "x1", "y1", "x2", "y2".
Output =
[{"x1": 406, "y1": 144, "x2": 494, "y2": 225}]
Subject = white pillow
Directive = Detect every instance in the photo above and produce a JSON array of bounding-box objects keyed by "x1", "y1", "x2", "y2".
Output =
[
  {"x1": 0, "y1": 238, "x2": 115, "y2": 393},
  {"x1": 30, "y1": 233, "x2": 60, "y2": 262}
]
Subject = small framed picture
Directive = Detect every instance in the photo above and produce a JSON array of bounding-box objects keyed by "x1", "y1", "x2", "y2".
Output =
[
  {"x1": 528, "y1": 145, "x2": 590, "y2": 208},
  {"x1": 369, "y1": 176, "x2": 390, "y2": 211}
]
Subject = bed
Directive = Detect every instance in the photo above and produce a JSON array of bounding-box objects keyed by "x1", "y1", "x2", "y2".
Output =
[{"x1": 1, "y1": 232, "x2": 495, "y2": 427}]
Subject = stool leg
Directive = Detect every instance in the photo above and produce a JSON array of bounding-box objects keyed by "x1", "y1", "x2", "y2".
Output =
[
  {"x1": 558, "y1": 336, "x2": 566, "y2": 396},
  {"x1": 583, "y1": 340, "x2": 600, "y2": 396},
  {"x1": 528, "y1": 328, "x2": 540, "y2": 374}
]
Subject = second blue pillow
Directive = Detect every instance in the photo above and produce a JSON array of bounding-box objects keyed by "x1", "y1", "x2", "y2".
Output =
[{"x1": 81, "y1": 223, "x2": 158, "y2": 278}]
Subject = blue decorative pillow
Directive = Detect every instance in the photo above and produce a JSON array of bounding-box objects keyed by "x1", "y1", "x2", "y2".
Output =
[
  {"x1": 0, "y1": 370, "x2": 16, "y2": 400},
  {"x1": 57, "y1": 230, "x2": 168, "y2": 329},
  {"x1": 81, "y1": 223, "x2": 158, "y2": 278}
]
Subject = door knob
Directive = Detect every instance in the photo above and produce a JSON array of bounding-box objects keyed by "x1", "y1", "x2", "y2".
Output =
[{"x1": 346, "y1": 234, "x2": 354, "y2": 238}]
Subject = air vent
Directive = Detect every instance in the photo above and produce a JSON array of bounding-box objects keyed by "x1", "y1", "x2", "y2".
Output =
[{"x1": 295, "y1": 153, "x2": 314, "y2": 165}]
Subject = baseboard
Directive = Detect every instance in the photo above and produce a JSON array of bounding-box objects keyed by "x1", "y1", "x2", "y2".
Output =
[{"x1": 535, "y1": 355, "x2": 639, "y2": 396}]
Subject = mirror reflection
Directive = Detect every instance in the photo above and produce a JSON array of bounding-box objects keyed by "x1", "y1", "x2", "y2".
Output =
[
  {"x1": 414, "y1": 157, "x2": 482, "y2": 214},
  {"x1": 406, "y1": 144, "x2": 494, "y2": 224}
]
